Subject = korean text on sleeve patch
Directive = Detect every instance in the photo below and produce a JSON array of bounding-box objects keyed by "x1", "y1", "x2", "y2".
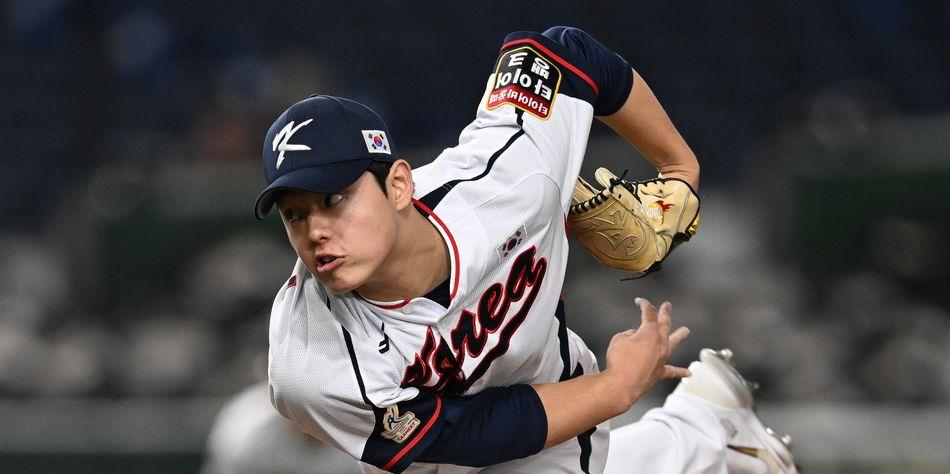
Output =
[{"x1": 487, "y1": 46, "x2": 562, "y2": 120}]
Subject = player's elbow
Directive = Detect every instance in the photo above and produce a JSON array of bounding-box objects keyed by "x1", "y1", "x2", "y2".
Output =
[{"x1": 658, "y1": 152, "x2": 700, "y2": 189}]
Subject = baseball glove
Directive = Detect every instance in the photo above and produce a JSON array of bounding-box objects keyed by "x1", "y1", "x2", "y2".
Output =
[{"x1": 568, "y1": 168, "x2": 700, "y2": 278}]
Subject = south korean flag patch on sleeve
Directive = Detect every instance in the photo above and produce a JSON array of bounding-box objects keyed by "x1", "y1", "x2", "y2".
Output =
[{"x1": 362, "y1": 130, "x2": 391, "y2": 154}]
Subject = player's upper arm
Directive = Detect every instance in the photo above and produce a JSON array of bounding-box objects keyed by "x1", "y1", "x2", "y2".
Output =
[
  {"x1": 482, "y1": 27, "x2": 635, "y2": 206},
  {"x1": 488, "y1": 26, "x2": 633, "y2": 120},
  {"x1": 538, "y1": 26, "x2": 634, "y2": 116}
]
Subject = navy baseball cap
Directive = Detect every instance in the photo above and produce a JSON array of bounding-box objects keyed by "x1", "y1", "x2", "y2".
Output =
[{"x1": 254, "y1": 95, "x2": 397, "y2": 219}]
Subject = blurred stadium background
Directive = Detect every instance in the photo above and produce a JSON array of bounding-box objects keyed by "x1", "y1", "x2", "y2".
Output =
[{"x1": 2, "y1": 1, "x2": 950, "y2": 472}]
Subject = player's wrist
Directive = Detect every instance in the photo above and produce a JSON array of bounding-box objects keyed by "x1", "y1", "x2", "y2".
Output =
[
  {"x1": 597, "y1": 370, "x2": 641, "y2": 416},
  {"x1": 657, "y1": 168, "x2": 700, "y2": 190}
]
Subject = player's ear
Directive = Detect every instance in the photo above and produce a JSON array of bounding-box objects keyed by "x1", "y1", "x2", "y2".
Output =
[{"x1": 387, "y1": 160, "x2": 414, "y2": 211}]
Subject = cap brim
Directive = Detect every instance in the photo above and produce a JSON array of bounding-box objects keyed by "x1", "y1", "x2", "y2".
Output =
[{"x1": 254, "y1": 159, "x2": 372, "y2": 219}]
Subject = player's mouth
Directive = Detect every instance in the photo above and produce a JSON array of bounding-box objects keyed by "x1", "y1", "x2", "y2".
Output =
[{"x1": 315, "y1": 255, "x2": 344, "y2": 273}]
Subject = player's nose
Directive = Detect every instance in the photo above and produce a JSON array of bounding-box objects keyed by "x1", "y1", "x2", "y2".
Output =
[{"x1": 305, "y1": 212, "x2": 332, "y2": 243}]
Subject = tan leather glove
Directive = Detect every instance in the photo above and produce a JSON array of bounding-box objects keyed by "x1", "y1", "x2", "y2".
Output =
[{"x1": 568, "y1": 168, "x2": 700, "y2": 277}]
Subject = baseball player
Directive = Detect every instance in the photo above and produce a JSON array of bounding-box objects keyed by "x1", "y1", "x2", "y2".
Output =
[{"x1": 256, "y1": 27, "x2": 796, "y2": 473}]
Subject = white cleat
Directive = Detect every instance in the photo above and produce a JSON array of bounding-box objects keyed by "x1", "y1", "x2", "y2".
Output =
[{"x1": 674, "y1": 348, "x2": 799, "y2": 474}]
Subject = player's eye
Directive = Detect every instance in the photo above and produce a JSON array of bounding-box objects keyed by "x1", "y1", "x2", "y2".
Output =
[
  {"x1": 323, "y1": 193, "x2": 344, "y2": 208},
  {"x1": 284, "y1": 209, "x2": 303, "y2": 223}
]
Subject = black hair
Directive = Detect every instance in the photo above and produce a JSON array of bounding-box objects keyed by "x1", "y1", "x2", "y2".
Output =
[{"x1": 367, "y1": 160, "x2": 393, "y2": 194}]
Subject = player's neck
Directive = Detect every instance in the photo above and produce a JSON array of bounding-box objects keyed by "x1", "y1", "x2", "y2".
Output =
[{"x1": 356, "y1": 207, "x2": 450, "y2": 302}]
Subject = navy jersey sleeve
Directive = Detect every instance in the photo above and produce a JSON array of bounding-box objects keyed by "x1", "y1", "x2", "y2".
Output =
[
  {"x1": 416, "y1": 385, "x2": 547, "y2": 467},
  {"x1": 358, "y1": 388, "x2": 447, "y2": 472},
  {"x1": 494, "y1": 27, "x2": 634, "y2": 117},
  {"x1": 360, "y1": 384, "x2": 547, "y2": 471},
  {"x1": 541, "y1": 26, "x2": 634, "y2": 116}
]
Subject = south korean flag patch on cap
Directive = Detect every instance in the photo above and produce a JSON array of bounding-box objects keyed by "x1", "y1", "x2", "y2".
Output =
[{"x1": 362, "y1": 130, "x2": 391, "y2": 154}]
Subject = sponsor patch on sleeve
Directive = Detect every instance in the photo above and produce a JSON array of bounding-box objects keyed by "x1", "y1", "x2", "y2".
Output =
[{"x1": 487, "y1": 46, "x2": 562, "y2": 119}]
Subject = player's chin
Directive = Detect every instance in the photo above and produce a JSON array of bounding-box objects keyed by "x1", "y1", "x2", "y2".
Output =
[{"x1": 315, "y1": 268, "x2": 364, "y2": 295}]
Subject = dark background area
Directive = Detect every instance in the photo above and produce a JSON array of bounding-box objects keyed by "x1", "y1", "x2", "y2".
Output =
[{"x1": 2, "y1": 1, "x2": 949, "y2": 472}]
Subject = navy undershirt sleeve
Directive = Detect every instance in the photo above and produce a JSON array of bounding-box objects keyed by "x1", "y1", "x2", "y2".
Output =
[
  {"x1": 541, "y1": 26, "x2": 635, "y2": 116},
  {"x1": 415, "y1": 384, "x2": 547, "y2": 466}
]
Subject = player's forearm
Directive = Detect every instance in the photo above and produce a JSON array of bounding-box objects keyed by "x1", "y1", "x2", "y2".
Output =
[
  {"x1": 532, "y1": 372, "x2": 636, "y2": 449},
  {"x1": 599, "y1": 69, "x2": 700, "y2": 189}
]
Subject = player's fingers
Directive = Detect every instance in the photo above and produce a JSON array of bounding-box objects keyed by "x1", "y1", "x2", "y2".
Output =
[
  {"x1": 662, "y1": 364, "x2": 692, "y2": 379},
  {"x1": 668, "y1": 326, "x2": 690, "y2": 353},
  {"x1": 657, "y1": 301, "x2": 672, "y2": 336},
  {"x1": 635, "y1": 297, "x2": 658, "y2": 327}
]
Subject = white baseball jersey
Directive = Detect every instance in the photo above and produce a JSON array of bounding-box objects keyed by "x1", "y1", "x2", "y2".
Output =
[{"x1": 268, "y1": 29, "x2": 634, "y2": 473}]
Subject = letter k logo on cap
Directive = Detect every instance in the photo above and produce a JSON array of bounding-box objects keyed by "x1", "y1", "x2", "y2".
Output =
[{"x1": 272, "y1": 118, "x2": 314, "y2": 169}]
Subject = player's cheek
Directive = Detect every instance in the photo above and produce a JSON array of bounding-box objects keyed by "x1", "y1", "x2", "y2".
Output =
[
  {"x1": 340, "y1": 259, "x2": 367, "y2": 290},
  {"x1": 343, "y1": 271, "x2": 367, "y2": 294},
  {"x1": 289, "y1": 236, "x2": 312, "y2": 269}
]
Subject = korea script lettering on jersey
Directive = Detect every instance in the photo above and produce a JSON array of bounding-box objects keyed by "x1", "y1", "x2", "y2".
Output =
[
  {"x1": 400, "y1": 245, "x2": 547, "y2": 394},
  {"x1": 267, "y1": 30, "x2": 611, "y2": 473}
]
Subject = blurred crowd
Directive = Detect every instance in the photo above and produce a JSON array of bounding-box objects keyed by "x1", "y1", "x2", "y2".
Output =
[{"x1": 1, "y1": 1, "x2": 949, "y2": 407}]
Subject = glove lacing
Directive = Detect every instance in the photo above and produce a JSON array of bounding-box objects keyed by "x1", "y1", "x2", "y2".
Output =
[{"x1": 606, "y1": 169, "x2": 640, "y2": 203}]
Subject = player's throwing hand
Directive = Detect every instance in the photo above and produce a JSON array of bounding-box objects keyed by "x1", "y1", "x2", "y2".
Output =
[
  {"x1": 604, "y1": 298, "x2": 691, "y2": 408},
  {"x1": 532, "y1": 297, "x2": 692, "y2": 448}
]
